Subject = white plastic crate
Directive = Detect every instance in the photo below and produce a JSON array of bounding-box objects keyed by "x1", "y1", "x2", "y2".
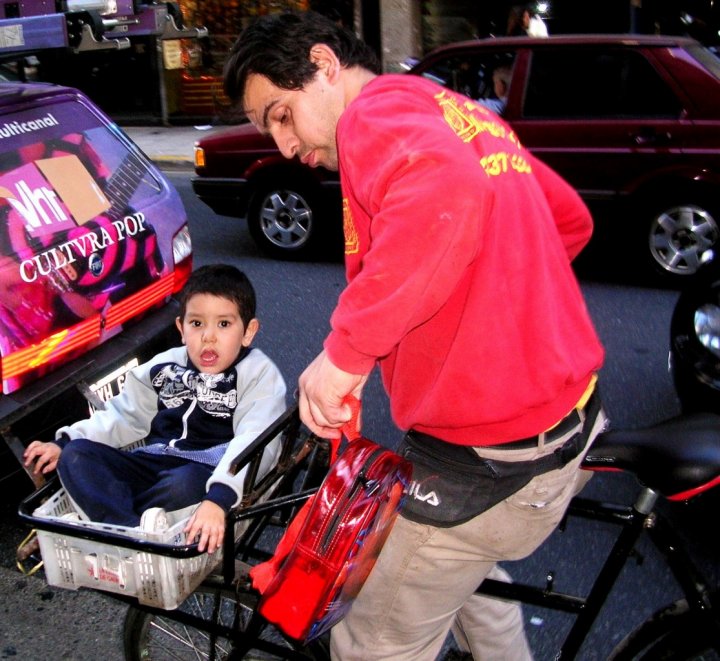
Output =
[{"x1": 33, "y1": 488, "x2": 221, "y2": 610}]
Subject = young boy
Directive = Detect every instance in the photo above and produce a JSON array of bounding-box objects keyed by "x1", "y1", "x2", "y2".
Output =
[{"x1": 23, "y1": 264, "x2": 286, "y2": 554}]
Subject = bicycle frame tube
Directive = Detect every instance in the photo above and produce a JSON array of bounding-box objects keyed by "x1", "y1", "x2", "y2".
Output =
[{"x1": 645, "y1": 509, "x2": 719, "y2": 622}]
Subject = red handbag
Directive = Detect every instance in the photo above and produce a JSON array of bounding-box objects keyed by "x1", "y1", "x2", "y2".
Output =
[{"x1": 249, "y1": 397, "x2": 412, "y2": 643}]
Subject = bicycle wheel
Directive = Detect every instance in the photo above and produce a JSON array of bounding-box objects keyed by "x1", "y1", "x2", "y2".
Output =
[
  {"x1": 610, "y1": 595, "x2": 720, "y2": 660},
  {"x1": 123, "y1": 583, "x2": 330, "y2": 660}
]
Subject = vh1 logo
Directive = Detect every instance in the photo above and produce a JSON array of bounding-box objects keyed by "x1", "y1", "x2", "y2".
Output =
[{"x1": 0, "y1": 156, "x2": 110, "y2": 239}]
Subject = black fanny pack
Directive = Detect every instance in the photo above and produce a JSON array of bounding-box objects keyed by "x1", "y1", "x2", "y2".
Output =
[{"x1": 398, "y1": 392, "x2": 601, "y2": 527}]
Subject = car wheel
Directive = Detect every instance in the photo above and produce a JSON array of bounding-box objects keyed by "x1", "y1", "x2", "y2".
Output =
[
  {"x1": 247, "y1": 178, "x2": 323, "y2": 260},
  {"x1": 646, "y1": 198, "x2": 720, "y2": 279},
  {"x1": 669, "y1": 260, "x2": 720, "y2": 413}
]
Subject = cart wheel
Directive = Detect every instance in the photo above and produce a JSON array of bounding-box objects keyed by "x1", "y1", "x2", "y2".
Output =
[{"x1": 123, "y1": 583, "x2": 329, "y2": 660}]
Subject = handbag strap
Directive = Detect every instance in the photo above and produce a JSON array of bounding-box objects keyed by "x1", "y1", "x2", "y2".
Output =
[
  {"x1": 343, "y1": 395, "x2": 362, "y2": 441},
  {"x1": 328, "y1": 395, "x2": 362, "y2": 462}
]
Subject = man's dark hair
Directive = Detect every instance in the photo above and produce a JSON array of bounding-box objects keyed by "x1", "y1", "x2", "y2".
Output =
[
  {"x1": 223, "y1": 10, "x2": 381, "y2": 105},
  {"x1": 179, "y1": 264, "x2": 256, "y2": 327}
]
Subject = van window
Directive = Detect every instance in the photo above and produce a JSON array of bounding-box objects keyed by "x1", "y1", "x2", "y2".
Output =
[
  {"x1": 523, "y1": 48, "x2": 683, "y2": 119},
  {"x1": 0, "y1": 98, "x2": 163, "y2": 237}
]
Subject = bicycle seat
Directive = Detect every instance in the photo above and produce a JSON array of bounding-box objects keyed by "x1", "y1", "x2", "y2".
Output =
[{"x1": 582, "y1": 412, "x2": 720, "y2": 501}]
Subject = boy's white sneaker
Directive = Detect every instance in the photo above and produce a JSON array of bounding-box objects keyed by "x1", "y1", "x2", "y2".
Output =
[{"x1": 139, "y1": 507, "x2": 169, "y2": 534}]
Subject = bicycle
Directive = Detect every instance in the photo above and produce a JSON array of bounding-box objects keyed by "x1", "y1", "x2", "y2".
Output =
[
  {"x1": 18, "y1": 406, "x2": 720, "y2": 660},
  {"x1": 477, "y1": 412, "x2": 720, "y2": 660}
]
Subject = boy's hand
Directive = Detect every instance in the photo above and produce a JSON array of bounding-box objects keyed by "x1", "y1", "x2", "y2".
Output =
[
  {"x1": 23, "y1": 441, "x2": 61, "y2": 476},
  {"x1": 184, "y1": 500, "x2": 226, "y2": 554}
]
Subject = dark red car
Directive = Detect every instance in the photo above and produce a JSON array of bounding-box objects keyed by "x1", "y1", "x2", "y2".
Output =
[{"x1": 192, "y1": 34, "x2": 720, "y2": 282}]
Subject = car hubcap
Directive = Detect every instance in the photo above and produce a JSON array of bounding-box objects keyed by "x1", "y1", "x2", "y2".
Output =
[
  {"x1": 649, "y1": 204, "x2": 719, "y2": 275},
  {"x1": 259, "y1": 190, "x2": 312, "y2": 249}
]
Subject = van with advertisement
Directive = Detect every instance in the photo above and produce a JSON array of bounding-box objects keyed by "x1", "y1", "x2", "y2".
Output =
[{"x1": 0, "y1": 80, "x2": 193, "y2": 491}]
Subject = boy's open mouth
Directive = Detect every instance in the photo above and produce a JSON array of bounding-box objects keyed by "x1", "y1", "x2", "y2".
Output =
[{"x1": 200, "y1": 349, "x2": 218, "y2": 366}]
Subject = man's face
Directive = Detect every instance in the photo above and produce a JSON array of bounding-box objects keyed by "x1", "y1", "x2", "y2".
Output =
[{"x1": 243, "y1": 71, "x2": 342, "y2": 171}]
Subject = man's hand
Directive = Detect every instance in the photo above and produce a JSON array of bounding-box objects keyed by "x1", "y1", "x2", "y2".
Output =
[
  {"x1": 184, "y1": 500, "x2": 226, "y2": 554},
  {"x1": 23, "y1": 441, "x2": 61, "y2": 476},
  {"x1": 298, "y1": 350, "x2": 368, "y2": 438}
]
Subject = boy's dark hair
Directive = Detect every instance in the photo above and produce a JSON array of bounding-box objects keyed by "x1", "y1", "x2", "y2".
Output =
[
  {"x1": 223, "y1": 10, "x2": 381, "y2": 105},
  {"x1": 179, "y1": 264, "x2": 256, "y2": 327}
]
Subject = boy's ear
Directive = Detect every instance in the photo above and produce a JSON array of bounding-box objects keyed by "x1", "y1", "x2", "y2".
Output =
[
  {"x1": 175, "y1": 316, "x2": 185, "y2": 343},
  {"x1": 242, "y1": 318, "x2": 260, "y2": 346}
]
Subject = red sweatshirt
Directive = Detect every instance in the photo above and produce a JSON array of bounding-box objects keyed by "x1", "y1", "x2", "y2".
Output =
[{"x1": 324, "y1": 75, "x2": 604, "y2": 446}]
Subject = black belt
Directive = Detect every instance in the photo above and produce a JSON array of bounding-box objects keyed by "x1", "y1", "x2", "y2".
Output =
[{"x1": 481, "y1": 388, "x2": 602, "y2": 450}]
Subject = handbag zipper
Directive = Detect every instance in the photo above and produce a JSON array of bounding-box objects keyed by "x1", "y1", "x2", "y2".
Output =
[{"x1": 315, "y1": 447, "x2": 385, "y2": 555}]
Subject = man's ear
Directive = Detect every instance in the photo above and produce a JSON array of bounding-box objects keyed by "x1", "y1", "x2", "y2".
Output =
[
  {"x1": 242, "y1": 318, "x2": 260, "y2": 347},
  {"x1": 309, "y1": 43, "x2": 341, "y2": 82},
  {"x1": 175, "y1": 316, "x2": 185, "y2": 343}
]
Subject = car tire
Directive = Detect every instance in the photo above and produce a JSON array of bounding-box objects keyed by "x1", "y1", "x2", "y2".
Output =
[
  {"x1": 645, "y1": 193, "x2": 720, "y2": 281},
  {"x1": 247, "y1": 177, "x2": 326, "y2": 260},
  {"x1": 669, "y1": 260, "x2": 720, "y2": 413}
]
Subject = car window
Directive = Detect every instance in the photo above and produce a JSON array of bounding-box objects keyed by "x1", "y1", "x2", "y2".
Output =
[
  {"x1": 688, "y1": 44, "x2": 720, "y2": 80},
  {"x1": 523, "y1": 48, "x2": 682, "y2": 119},
  {"x1": 415, "y1": 51, "x2": 517, "y2": 105}
]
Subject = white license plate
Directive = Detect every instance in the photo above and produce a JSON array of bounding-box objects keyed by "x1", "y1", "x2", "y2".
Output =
[{"x1": 87, "y1": 358, "x2": 139, "y2": 413}]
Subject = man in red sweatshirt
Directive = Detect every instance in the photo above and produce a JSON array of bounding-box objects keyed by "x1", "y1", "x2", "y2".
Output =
[{"x1": 225, "y1": 11, "x2": 605, "y2": 660}]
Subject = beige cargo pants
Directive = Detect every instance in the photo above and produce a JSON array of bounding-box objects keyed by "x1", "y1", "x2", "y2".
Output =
[{"x1": 330, "y1": 408, "x2": 608, "y2": 660}]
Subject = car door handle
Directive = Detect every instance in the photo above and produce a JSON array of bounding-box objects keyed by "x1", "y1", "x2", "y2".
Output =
[{"x1": 631, "y1": 129, "x2": 672, "y2": 145}]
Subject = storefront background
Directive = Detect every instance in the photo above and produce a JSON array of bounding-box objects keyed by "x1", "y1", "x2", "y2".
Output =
[
  {"x1": 171, "y1": 0, "x2": 359, "y2": 122},
  {"x1": 24, "y1": 0, "x2": 720, "y2": 125}
]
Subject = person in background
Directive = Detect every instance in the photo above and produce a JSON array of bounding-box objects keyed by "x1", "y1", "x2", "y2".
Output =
[
  {"x1": 24, "y1": 264, "x2": 286, "y2": 554},
  {"x1": 528, "y1": 10, "x2": 549, "y2": 37},
  {"x1": 478, "y1": 64, "x2": 512, "y2": 115},
  {"x1": 507, "y1": 4, "x2": 549, "y2": 37},
  {"x1": 224, "y1": 11, "x2": 604, "y2": 660}
]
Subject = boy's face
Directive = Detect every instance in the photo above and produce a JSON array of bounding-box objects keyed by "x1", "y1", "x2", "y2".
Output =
[
  {"x1": 243, "y1": 46, "x2": 343, "y2": 171},
  {"x1": 176, "y1": 293, "x2": 258, "y2": 374}
]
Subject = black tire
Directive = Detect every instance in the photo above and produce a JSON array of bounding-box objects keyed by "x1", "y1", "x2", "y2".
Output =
[
  {"x1": 669, "y1": 259, "x2": 720, "y2": 413},
  {"x1": 123, "y1": 583, "x2": 330, "y2": 660},
  {"x1": 645, "y1": 194, "x2": 720, "y2": 281},
  {"x1": 609, "y1": 596, "x2": 720, "y2": 660},
  {"x1": 247, "y1": 178, "x2": 325, "y2": 260}
]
